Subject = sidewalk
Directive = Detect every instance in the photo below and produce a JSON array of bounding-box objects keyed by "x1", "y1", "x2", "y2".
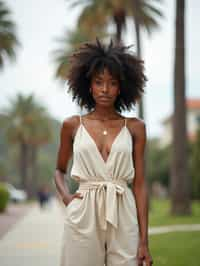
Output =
[
  {"x1": 0, "y1": 197, "x2": 65, "y2": 266},
  {"x1": 0, "y1": 197, "x2": 200, "y2": 266},
  {"x1": 0, "y1": 202, "x2": 35, "y2": 239}
]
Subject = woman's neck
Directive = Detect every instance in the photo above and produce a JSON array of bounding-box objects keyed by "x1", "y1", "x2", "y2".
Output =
[{"x1": 89, "y1": 106, "x2": 120, "y2": 120}]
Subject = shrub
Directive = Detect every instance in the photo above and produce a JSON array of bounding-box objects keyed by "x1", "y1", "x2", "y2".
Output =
[{"x1": 0, "y1": 182, "x2": 10, "y2": 212}]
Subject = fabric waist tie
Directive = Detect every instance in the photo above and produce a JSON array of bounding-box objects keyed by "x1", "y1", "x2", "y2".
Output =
[{"x1": 77, "y1": 179, "x2": 128, "y2": 230}]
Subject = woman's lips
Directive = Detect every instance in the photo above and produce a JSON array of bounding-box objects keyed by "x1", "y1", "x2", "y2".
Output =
[{"x1": 99, "y1": 96, "x2": 110, "y2": 101}]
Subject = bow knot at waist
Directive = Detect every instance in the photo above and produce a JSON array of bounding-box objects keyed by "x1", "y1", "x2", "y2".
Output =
[{"x1": 78, "y1": 180, "x2": 128, "y2": 230}]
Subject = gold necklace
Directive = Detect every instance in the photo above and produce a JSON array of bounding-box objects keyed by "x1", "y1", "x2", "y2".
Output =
[
  {"x1": 100, "y1": 118, "x2": 111, "y2": 136},
  {"x1": 86, "y1": 114, "x2": 121, "y2": 136},
  {"x1": 102, "y1": 129, "x2": 108, "y2": 135}
]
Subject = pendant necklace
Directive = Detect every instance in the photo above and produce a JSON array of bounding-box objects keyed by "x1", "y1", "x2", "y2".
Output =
[
  {"x1": 103, "y1": 130, "x2": 108, "y2": 136},
  {"x1": 87, "y1": 113, "x2": 117, "y2": 136}
]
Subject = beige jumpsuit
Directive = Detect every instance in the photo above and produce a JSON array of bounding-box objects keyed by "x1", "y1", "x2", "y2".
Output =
[{"x1": 60, "y1": 115, "x2": 139, "y2": 266}]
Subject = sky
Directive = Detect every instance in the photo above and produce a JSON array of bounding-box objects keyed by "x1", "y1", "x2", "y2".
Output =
[{"x1": 1, "y1": 0, "x2": 199, "y2": 138}]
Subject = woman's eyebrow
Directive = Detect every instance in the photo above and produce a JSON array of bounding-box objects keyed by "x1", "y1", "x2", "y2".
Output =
[
  {"x1": 95, "y1": 75, "x2": 117, "y2": 80},
  {"x1": 95, "y1": 73, "x2": 104, "y2": 78}
]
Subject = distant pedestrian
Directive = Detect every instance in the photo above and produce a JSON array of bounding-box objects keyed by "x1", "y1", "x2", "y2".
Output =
[{"x1": 37, "y1": 185, "x2": 50, "y2": 209}]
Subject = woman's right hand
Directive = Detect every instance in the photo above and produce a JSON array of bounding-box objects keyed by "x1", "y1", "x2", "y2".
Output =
[{"x1": 62, "y1": 192, "x2": 83, "y2": 207}]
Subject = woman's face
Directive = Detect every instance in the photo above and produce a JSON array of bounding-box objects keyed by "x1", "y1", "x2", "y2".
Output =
[{"x1": 90, "y1": 67, "x2": 120, "y2": 107}]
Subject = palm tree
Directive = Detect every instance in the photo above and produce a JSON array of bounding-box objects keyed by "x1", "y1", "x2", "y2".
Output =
[
  {"x1": 1, "y1": 93, "x2": 52, "y2": 198},
  {"x1": 74, "y1": 0, "x2": 127, "y2": 44},
  {"x1": 1, "y1": 94, "x2": 34, "y2": 190},
  {"x1": 70, "y1": 0, "x2": 129, "y2": 44},
  {"x1": 0, "y1": 1, "x2": 20, "y2": 69},
  {"x1": 170, "y1": 0, "x2": 191, "y2": 215},
  {"x1": 28, "y1": 110, "x2": 52, "y2": 196}
]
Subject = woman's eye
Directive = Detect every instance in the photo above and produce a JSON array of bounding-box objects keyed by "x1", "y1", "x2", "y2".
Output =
[
  {"x1": 111, "y1": 81, "x2": 118, "y2": 86},
  {"x1": 95, "y1": 80, "x2": 102, "y2": 85}
]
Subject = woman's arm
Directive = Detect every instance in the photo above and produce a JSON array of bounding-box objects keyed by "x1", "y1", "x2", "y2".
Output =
[
  {"x1": 54, "y1": 116, "x2": 82, "y2": 205},
  {"x1": 130, "y1": 118, "x2": 153, "y2": 266}
]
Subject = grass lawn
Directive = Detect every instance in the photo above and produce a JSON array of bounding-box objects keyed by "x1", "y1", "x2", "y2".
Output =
[
  {"x1": 149, "y1": 198, "x2": 200, "y2": 227},
  {"x1": 149, "y1": 231, "x2": 200, "y2": 266}
]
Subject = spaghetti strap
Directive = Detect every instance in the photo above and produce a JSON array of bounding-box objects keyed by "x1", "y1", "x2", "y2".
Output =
[
  {"x1": 79, "y1": 115, "x2": 82, "y2": 125},
  {"x1": 124, "y1": 117, "x2": 127, "y2": 127}
]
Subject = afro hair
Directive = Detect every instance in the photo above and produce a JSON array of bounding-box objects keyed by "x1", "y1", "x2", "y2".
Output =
[{"x1": 66, "y1": 38, "x2": 147, "y2": 113}]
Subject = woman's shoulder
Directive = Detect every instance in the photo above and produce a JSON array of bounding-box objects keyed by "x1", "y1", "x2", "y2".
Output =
[
  {"x1": 60, "y1": 115, "x2": 81, "y2": 135},
  {"x1": 126, "y1": 116, "x2": 145, "y2": 126},
  {"x1": 126, "y1": 116, "x2": 146, "y2": 138},
  {"x1": 62, "y1": 114, "x2": 80, "y2": 125}
]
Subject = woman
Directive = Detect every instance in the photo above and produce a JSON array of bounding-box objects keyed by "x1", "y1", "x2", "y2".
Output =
[{"x1": 54, "y1": 39, "x2": 153, "y2": 266}]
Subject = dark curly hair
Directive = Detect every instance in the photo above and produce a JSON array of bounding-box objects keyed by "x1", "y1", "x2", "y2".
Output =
[{"x1": 66, "y1": 38, "x2": 147, "y2": 113}]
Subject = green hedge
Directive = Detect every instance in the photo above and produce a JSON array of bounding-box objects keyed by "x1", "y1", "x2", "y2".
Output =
[{"x1": 0, "y1": 182, "x2": 10, "y2": 212}]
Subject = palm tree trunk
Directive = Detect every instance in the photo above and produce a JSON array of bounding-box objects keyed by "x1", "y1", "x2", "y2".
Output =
[
  {"x1": 132, "y1": 0, "x2": 144, "y2": 120},
  {"x1": 170, "y1": 0, "x2": 191, "y2": 215},
  {"x1": 135, "y1": 21, "x2": 144, "y2": 120},
  {"x1": 114, "y1": 19, "x2": 122, "y2": 44},
  {"x1": 30, "y1": 145, "x2": 38, "y2": 197},
  {"x1": 19, "y1": 141, "x2": 29, "y2": 190},
  {"x1": 113, "y1": 9, "x2": 125, "y2": 44}
]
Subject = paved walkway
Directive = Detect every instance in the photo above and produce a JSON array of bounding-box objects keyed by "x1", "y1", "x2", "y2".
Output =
[
  {"x1": 0, "y1": 202, "x2": 34, "y2": 239},
  {"x1": 0, "y1": 197, "x2": 200, "y2": 266},
  {"x1": 0, "y1": 198, "x2": 65, "y2": 266}
]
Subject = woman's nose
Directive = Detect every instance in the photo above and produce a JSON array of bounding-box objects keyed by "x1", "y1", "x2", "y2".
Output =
[{"x1": 102, "y1": 83, "x2": 108, "y2": 92}]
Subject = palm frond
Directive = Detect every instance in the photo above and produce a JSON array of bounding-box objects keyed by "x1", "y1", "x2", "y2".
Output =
[{"x1": 0, "y1": 0, "x2": 20, "y2": 68}]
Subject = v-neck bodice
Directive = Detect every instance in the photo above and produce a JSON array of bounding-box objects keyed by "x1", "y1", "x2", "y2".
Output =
[{"x1": 70, "y1": 115, "x2": 135, "y2": 185}]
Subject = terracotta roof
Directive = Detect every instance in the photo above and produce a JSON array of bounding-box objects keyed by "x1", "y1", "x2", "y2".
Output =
[{"x1": 186, "y1": 99, "x2": 200, "y2": 109}]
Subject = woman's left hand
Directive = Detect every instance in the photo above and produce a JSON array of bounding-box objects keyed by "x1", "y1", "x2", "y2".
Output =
[{"x1": 136, "y1": 241, "x2": 153, "y2": 266}]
